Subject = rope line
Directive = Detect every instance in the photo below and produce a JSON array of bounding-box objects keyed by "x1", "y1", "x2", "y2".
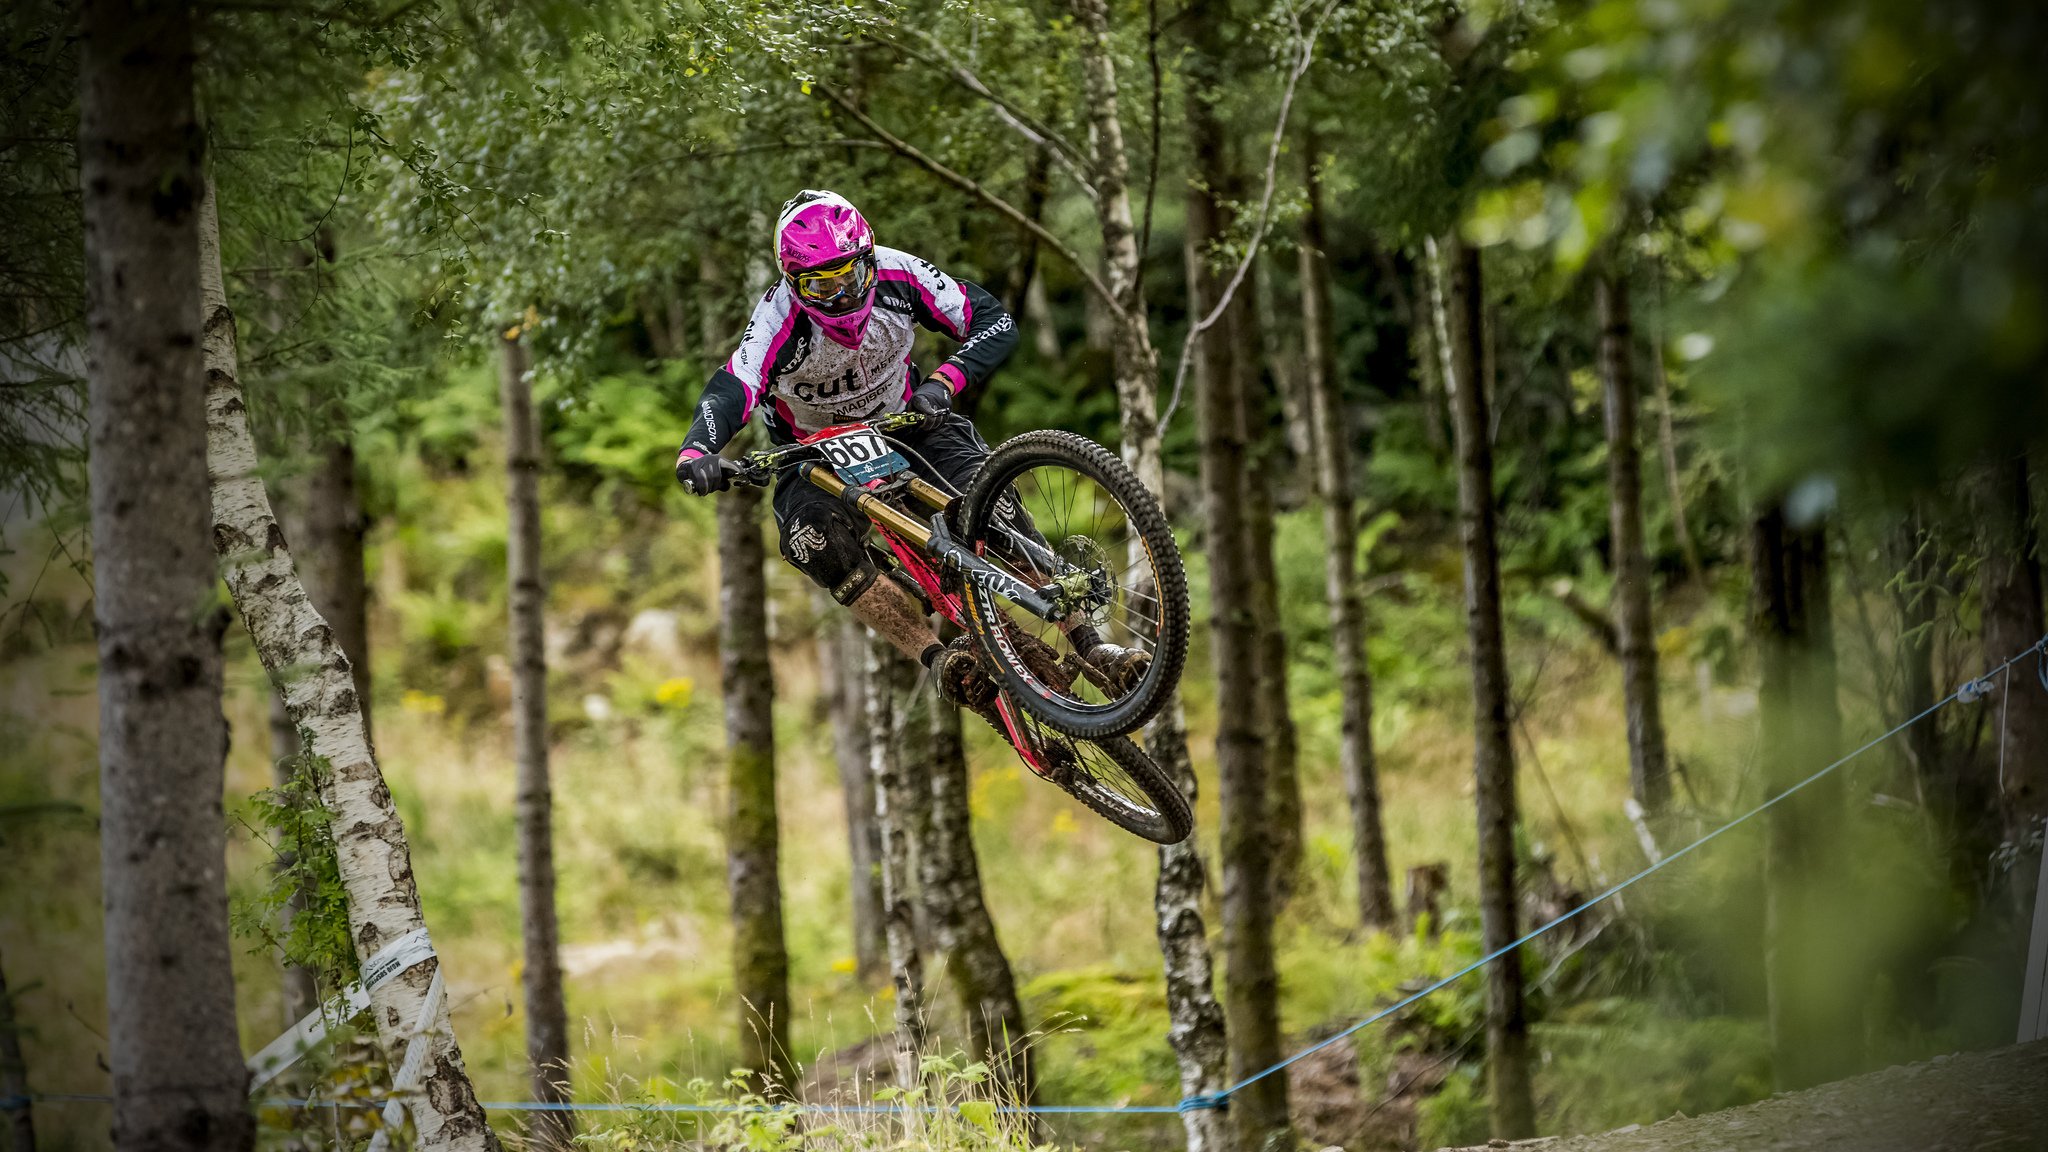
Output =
[
  {"x1": 1200, "y1": 631, "x2": 2048, "y2": 1105},
  {"x1": 19, "y1": 1094, "x2": 1195, "y2": 1118},
  {"x1": 27, "y1": 634, "x2": 2046, "y2": 1120}
]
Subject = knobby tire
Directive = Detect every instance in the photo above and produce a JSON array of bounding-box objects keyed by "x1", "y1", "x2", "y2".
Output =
[{"x1": 959, "y1": 430, "x2": 1190, "y2": 740}]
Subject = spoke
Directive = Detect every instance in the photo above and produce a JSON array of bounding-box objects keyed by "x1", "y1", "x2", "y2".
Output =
[
  {"x1": 1118, "y1": 582, "x2": 1164, "y2": 610},
  {"x1": 1106, "y1": 601, "x2": 1160, "y2": 639},
  {"x1": 1105, "y1": 613, "x2": 1158, "y2": 653}
]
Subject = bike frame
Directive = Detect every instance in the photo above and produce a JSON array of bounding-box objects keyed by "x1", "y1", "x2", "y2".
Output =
[{"x1": 735, "y1": 413, "x2": 1068, "y2": 777}]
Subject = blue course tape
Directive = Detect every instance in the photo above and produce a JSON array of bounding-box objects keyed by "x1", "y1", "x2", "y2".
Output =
[{"x1": 31, "y1": 635, "x2": 2045, "y2": 1120}]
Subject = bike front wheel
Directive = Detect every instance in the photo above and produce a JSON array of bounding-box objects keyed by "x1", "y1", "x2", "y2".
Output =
[{"x1": 958, "y1": 430, "x2": 1189, "y2": 740}]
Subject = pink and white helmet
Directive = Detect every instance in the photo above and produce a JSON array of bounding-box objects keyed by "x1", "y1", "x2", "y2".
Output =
[{"x1": 776, "y1": 189, "x2": 877, "y2": 347}]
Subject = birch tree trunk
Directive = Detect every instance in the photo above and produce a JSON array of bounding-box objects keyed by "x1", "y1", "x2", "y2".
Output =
[
  {"x1": 921, "y1": 700, "x2": 1034, "y2": 1103},
  {"x1": 822, "y1": 610, "x2": 885, "y2": 985},
  {"x1": 298, "y1": 432, "x2": 374, "y2": 741},
  {"x1": 719, "y1": 476, "x2": 793, "y2": 1089},
  {"x1": 273, "y1": 411, "x2": 374, "y2": 1025},
  {"x1": 1151, "y1": 728, "x2": 1232, "y2": 1152},
  {"x1": 1186, "y1": 7, "x2": 1287, "y2": 1142},
  {"x1": 1302, "y1": 155, "x2": 1395, "y2": 931},
  {"x1": 1750, "y1": 504, "x2": 1856, "y2": 1091},
  {"x1": 1977, "y1": 454, "x2": 2048, "y2": 842},
  {"x1": 867, "y1": 637, "x2": 926, "y2": 1087},
  {"x1": 1596, "y1": 272, "x2": 1672, "y2": 815},
  {"x1": 81, "y1": 11, "x2": 252, "y2": 1149},
  {"x1": 199, "y1": 179, "x2": 498, "y2": 1152},
  {"x1": 500, "y1": 332, "x2": 575, "y2": 1142},
  {"x1": 265, "y1": 402, "x2": 374, "y2": 1025},
  {"x1": 1416, "y1": 262, "x2": 1452, "y2": 456},
  {"x1": 1067, "y1": 3, "x2": 1231, "y2": 1143},
  {"x1": 1441, "y1": 238, "x2": 1536, "y2": 1139},
  {"x1": 1068, "y1": 0, "x2": 1160, "y2": 490}
]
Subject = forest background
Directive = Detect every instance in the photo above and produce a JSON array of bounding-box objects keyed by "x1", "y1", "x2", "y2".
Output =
[{"x1": 3, "y1": 0, "x2": 2047, "y2": 1149}]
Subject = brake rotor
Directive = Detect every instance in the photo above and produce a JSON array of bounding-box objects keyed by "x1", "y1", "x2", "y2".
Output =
[{"x1": 1054, "y1": 534, "x2": 1117, "y2": 628}]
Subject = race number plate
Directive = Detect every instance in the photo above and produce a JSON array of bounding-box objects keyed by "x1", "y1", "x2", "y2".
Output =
[{"x1": 819, "y1": 428, "x2": 910, "y2": 485}]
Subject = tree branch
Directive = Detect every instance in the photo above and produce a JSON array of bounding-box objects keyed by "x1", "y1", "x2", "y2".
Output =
[
  {"x1": 1135, "y1": 0, "x2": 1164, "y2": 301},
  {"x1": 814, "y1": 82, "x2": 1125, "y2": 321},
  {"x1": 1159, "y1": 0, "x2": 1340, "y2": 429},
  {"x1": 888, "y1": 32, "x2": 1099, "y2": 202},
  {"x1": 620, "y1": 138, "x2": 892, "y2": 183}
]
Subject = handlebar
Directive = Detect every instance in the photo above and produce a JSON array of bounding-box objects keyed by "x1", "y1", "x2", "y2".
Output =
[{"x1": 719, "y1": 409, "x2": 934, "y2": 490}]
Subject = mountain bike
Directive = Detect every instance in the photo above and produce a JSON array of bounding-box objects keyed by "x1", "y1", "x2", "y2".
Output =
[{"x1": 714, "y1": 411, "x2": 1192, "y2": 844}]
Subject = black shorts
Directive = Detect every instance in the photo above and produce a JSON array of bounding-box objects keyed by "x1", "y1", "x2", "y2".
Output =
[{"x1": 772, "y1": 413, "x2": 991, "y2": 594}]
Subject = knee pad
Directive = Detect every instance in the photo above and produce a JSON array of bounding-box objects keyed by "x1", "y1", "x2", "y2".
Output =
[{"x1": 780, "y1": 506, "x2": 872, "y2": 597}]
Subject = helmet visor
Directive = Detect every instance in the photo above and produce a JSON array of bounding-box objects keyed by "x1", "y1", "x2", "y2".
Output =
[{"x1": 791, "y1": 254, "x2": 875, "y2": 316}]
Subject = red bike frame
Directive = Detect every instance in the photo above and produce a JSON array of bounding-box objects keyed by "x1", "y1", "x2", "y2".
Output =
[{"x1": 796, "y1": 422, "x2": 1061, "y2": 778}]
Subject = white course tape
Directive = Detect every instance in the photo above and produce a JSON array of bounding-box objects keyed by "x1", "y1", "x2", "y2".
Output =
[
  {"x1": 246, "y1": 984, "x2": 370, "y2": 1089},
  {"x1": 367, "y1": 964, "x2": 446, "y2": 1152},
  {"x1": 246, "y1": 927, "x2": 438, "y2": 1090},
  {"x1": 358, "y1": 928, "x2": 437, "y2": 994}
]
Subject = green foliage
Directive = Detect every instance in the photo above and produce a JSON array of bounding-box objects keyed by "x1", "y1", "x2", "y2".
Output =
[
  {"x1": 12, "y1": 0, "x2": 2046, "y2": 1142},
  {"x1": 232, "y1": 746, "x2": 360, "y2": 991},
  {"x1": 1417, "y1": 1063, "x2": 1491, "y2": 1149},
  {"x1": 1022, "y1": 965, "x2": 1181, "y2": 1109},
  {"x1": 1279, "y1": 923, "x2": 1489, "y2": 1048},
  {"x1": 541, "y1": 361, "x2": 699, "y2": 500},
  {"x1": 1478, "y1": 0, "x2": 2048, "y2": 487},
  {"x1": 1534, "y1": 1001, "x2": 1772, "y2": 1135}
]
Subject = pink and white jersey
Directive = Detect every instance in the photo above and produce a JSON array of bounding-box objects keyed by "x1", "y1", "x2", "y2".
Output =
[{"x1": 681, "y1": 247, "x2": 1017, "y2": 455}]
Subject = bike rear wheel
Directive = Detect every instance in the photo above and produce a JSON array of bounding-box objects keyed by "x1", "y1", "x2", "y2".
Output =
[
  {"x1": 1005, "y1": 695, "x2": 1192, "y2": 845},
  {"x1": 958, "y1": 430, "x2": 1189, "y2": 740}
]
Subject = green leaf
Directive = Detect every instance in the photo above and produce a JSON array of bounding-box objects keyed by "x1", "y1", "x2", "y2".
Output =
[{"x1": 958, "y1": 1100, "x2": 997, "y2": 1133}]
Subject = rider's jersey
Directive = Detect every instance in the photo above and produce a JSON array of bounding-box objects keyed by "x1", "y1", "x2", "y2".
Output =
[{"x1": 679, "y1": 246, "x2": 1018, "y2": 456}]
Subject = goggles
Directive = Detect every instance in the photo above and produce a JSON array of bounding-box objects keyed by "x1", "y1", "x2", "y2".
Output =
[{"x1": 790, "y1": 253, "x2": 875, "y2": 315}]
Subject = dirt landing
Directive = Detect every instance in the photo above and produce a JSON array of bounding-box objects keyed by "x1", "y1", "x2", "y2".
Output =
[{"x1": 1441, "y1": 1040, "x2": 2048, "y2": 1152}]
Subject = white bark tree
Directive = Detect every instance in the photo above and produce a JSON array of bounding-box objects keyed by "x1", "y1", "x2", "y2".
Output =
[
  {"x1": 866, "y1": 636, "x2": 926, "y2": 1091},
  {"x1": 198, "y1": 177, "x2": 499, "y2": 1151}
]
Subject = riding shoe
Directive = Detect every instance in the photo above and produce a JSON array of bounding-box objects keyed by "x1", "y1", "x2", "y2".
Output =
[{"x1": 932, "y1": 636, "x2": 1000, "y2": 713}]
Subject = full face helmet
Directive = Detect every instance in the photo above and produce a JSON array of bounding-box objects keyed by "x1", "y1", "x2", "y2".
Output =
[{"x1": 775, "y1": 189, "x2": 877, "y2": 347}]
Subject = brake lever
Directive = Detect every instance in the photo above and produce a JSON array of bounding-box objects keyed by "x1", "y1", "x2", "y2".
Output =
[{"x1": 721, "y1": 456, "x2": 771, "y2": 489}]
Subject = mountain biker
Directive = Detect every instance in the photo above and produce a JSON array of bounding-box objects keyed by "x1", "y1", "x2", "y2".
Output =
[{"x1": 675, "y1": 189, "x2": 1147, "y2": 730}]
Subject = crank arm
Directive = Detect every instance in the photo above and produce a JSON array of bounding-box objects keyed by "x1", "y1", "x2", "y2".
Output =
[{"x1": 930, "y1": 514, "x2": 1063, "y2": 622}]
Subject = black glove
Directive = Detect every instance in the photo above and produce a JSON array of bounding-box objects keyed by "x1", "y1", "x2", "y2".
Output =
[
  {"x1": 677, "y1": 451, "x2": 731, "y2": 495},
  {"x1": 911, "y1": 376, "x2": 955, "y2": 419}
]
